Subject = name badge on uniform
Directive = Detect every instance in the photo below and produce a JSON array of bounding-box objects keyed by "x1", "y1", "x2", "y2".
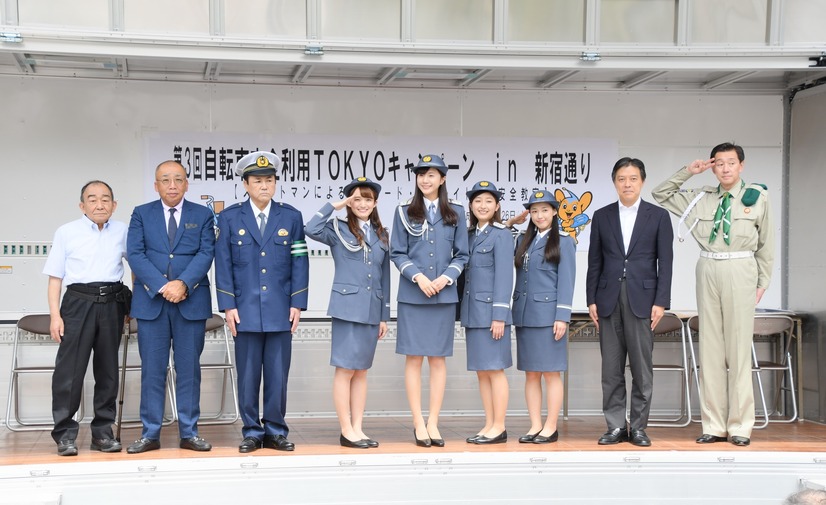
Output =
[{"x1": 185, "y1": 223, "x2": 198, "y2": 229}]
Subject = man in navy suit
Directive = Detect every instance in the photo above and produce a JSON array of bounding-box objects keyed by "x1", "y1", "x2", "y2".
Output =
[
  {"x1": 126, "y1": 160, "x2": 216, "y2": 453},
  {"x1": 586, "y1": 157, "x2": 673, "y2": 447},
  {"x1": 214, "y1": 151, "x2": 309, "y2": 453}
]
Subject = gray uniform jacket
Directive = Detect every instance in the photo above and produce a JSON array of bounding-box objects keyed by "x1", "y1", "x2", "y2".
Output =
[
  {"x1": 460, "y1": 222, "x2": 514, "y2": 327},
  {"x1": 390, "y1": 200, "x2": 469, "y2": 305},
  {"x1": 512, "y1": 232, "x2": 576, "y2": 327},
  {"x1": 305, "y1": 203, "x2": 391, "y2": 324}
]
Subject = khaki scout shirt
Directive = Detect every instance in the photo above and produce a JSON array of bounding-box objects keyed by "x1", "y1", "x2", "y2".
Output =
[{"x1": 651, "y1": 167, "x2": 774, "y2": 290}]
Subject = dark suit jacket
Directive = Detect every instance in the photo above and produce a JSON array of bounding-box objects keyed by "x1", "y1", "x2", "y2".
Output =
[
  {"x1": 586, "y1": 199, "x2": 673, "y2": 319},
  {"x1": 127, "y1": 199, "x2": 215, "y2": 321}
]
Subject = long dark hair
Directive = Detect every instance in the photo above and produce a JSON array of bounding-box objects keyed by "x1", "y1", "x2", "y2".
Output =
[
  {"x1": 344, "y1": 186, "x2": 389, "y2": 246},
  {"x1": 407, "y1": 170, "x2": 459, "y2": 226},
  {"x1": 514, "y1": 209, "x2": 561, "y2": 268},
  {"x1": 468, "y1": 191, "x2": 502, "y2": 229}
]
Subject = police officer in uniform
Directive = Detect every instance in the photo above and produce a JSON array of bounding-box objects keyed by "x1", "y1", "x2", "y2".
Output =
[
  {"x1": 652, "y1": 142, "x2": 774, "y2": 447},
  {"x1": 215, "y1": 151, "x2": 309, "y2": 453}
]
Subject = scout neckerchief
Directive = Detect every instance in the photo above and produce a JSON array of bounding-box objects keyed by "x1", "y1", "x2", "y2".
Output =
[{"x1": 709, "y1": 180, "x2": 744, "y2": 245}]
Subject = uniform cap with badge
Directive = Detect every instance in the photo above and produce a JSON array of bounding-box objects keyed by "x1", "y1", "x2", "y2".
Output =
[
  {"x1": 466, "y1": 180, "x2": 502, "y2": 201},
  {"x1": 523, "y1": 189, "x2": 559, "y2": 209},
  {"x1": 343, "y1": 177, "x2": 382, "y2": 198},
  {"x1": 235, "y1": 151, "x2": 281, "y2": 178},
  {"x1": 411, "y1": 154, "x2": 455, "y2": 176}
]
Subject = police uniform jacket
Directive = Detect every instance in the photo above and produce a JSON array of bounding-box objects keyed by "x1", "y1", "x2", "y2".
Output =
[
  {"x1": 215, "y1": 200, "x2": 310, "y2": 333},
  {"x1": 390, "y1": 199, "x2": 469, "y2": 305},
  {"x1": 460, "y1": 222, "x2": 514, "y2": 328},
  {"x1": 512, "y1": 232, "x2": 576, "y2": 327},
  {"x1": 651, "y1": 167, "x2": 774, "y2": 289},
  {"x1": 127, "y1": 199, "x2": 214, "y2": 321},
  {"x1": 305, "y1": 202, "x2": 390, "y2": 324}
]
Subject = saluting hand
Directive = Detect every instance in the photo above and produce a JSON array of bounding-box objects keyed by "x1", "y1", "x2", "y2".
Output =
[
  {"x1": 687, "y1": 158, "x2": 715, "y2": 175},
  {"x1": 332, "y1": 195, "x2": 353, "y2": 211},
  {"x1": 505, "y1": 209, "x2": 530, "y2": 228}
]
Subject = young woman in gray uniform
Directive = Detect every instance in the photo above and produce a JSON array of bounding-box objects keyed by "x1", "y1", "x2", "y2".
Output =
[
  {"x1": 305, "y1": 177, "x2": 390, "y2": 449},
  {"x1": 390, "y1": 154, "x2": 469, "y2": 447},
  {"x1": 512, "y1": 190, "x2": 576, "y2": 444},
  {"x1": 460, "y1": 181, "x2": 514, "y2": 445}
]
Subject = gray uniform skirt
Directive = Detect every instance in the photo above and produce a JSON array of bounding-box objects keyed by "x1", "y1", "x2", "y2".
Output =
[
  {"x1": 515, "y1": 326, "x2": 568, "y2": 372},
  {"x1": 331, "y1": 318, "x2": 380, "y2": 370},
  {"x1": 396, "y1": 302, "x2": 455, "y2": 357},
  {"x1": 465, "y1": 326, "x2": 513, "y2": 371}
]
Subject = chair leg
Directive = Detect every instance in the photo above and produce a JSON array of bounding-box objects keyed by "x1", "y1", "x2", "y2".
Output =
[{"x1": 752, "y1": 344, "x2": 769, "y2": 430}]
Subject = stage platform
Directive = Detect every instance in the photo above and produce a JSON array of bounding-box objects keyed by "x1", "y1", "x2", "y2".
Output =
[{"x1": 2, "y1": 416, "x2": 826, "y2": 504}]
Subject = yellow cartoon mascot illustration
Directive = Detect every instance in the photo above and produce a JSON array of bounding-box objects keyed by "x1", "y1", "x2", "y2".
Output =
[{"x1": 555, "y1": 187, "x2": 592, "y2": 244}]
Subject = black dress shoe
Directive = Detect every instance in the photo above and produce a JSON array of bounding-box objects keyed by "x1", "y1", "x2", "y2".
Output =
[
  {"x1": 696, "y1": 434, "x2": 727, "y2": 444},
  {"x1": 629, "y1": 429, "x2": 651, "y2": 447},
  {"x1": 430, "y1": 437, "x2": 445, "y2": 447},
  {"x1": 414, "y1": 429, "x2": 431, "y2": 448},
  {"x1": 127, "y1": 438, "x2": 160, "y2": 454},
  {"x1": 362, "y1": 438, "x2": 379, "y2": 448},
  {"x1": 239, "y1": 437, "x2": 263, "y2": 453},
  {"x1": 474, "y1": 431, "x2": 508, "y2": 445},
  {"x1": 340, "y1": 434, "x2": 370, "y2": 449},
  {"x1": 90, "y1": 438, "x2": 122, "y2": 453},
  {"x1": 598, "y1": 428, "x2": 628, "y2": 445},
  {"x1": 518, "y1": 432, "x2": 539, "y2": 444},
  {"x1": 533, "y1": 431, "x2": 559, "y2": 444},
  {"x1": 466, "y1": 434, "x2": 483, "y2": 443},
  {"x1": 730, "y1": 436, "x2": 751, "y2": 446},
  {"x1": 264, "y1": 434, "x2": 295, "y2": 451},
  {"x1": 57, "y1": 439, "x2": 78, "y2": 457},
  {"x1": 180, "y1": 436, "x2": 212, "y2": 451}
]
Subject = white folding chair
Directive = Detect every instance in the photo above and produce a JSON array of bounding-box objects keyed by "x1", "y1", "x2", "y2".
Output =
[
  {"x1": 648, "y1": 312, "x2": 693, "y2": 427},
  {"x1": 190, "y1": 314, "x2": 239, "y2": 425}
]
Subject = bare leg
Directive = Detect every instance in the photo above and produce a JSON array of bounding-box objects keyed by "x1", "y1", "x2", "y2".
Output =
[
  {"x1": 333, "y1": 367, "x2": 359, "y2": 440},
  {"x1": 426, "y1": 356, "x2": 446, "y2": 440},
  {"x1": 476, "y1": 371, "x2": 493, "y2": 436},
  {"x1": 524, "y1": 371, "x2": 543, "y2": 435},
  {"x1": 539, "y1": 371, "x2": 563, "y2": 436},
  {"x1": 405, "y1": 355, "x2": 428, "y2": 440},
  {"x1": 350, "y1": 369, "x2": 369, "y2": 439},
  {"x1": 483, "y1": 369, "x2": 509, "y2": 437}
]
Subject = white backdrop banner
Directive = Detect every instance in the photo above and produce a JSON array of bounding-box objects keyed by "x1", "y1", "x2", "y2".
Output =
[{"x1": 144, "y1": 133, "x2": 618, "y2": 250}]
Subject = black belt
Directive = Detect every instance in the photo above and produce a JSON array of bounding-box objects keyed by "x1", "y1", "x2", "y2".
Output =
[{"x1": 66, "y1": 282, "x2": 124, "y2": 303}]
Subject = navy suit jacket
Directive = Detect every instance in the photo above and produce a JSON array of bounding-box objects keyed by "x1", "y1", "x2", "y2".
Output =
[
  {"x1": 585, "y1": 199, "x2": 673, "y2": 320},
  {"x1": 214, "y1": 200, "x2": 309, "y2": 333},
  {"x1": 127, "y1": 199, "x2": 215, "y2": 321}
]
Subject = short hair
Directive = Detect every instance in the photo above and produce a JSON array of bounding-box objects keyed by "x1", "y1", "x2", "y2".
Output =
[
  {"x1": 784, "y1": 489, "x2": 826, "y2": 505},
  {"x1": 611, "y1": 157, "x2": 646, "y2": 181},
  {"x1": 710, "y1": 142, "x2": 745, "y2": 162},
  {"x1": 80, "y1": 180, "x2": 114, "y2": 202}
]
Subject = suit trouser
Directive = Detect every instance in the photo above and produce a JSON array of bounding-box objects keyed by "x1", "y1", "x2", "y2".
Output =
[
  {"x1": 52, "y1": 291, "x2": 125, "y2": 443},
  {"x1": 137, "y1": 303, "x2": 206, "y2": 440},
  {"x1": 235, "y1": 331, "x2": 292, "y2": 439},
  {"x1": 599, "y1": 279, "x2": 654, "y2": 431},
  {"x1": 696, "y1": 257, "x2": 757, "y2": 438}
]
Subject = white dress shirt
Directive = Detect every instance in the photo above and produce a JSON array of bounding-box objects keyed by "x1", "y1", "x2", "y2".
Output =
[{"x1": 619, "y1": 197, "x2": 641, "y2": 254}]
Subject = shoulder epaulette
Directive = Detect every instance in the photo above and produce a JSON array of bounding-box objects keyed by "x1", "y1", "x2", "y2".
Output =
[
  {"x1": 449, "y1": 199, "x2": 463, "y2": 206},
  {"x1": 559, "y1": 230, "x2": 570, "y2": 237},
  {"x1": 492, "y1": 222, "x2": 506, "y2": 229},
  {"x1": 278, "y1": 201, "x2": 301, "y2": 213},
  {"x1": 742, "y1": 183, "x2": 768, "y2": 207},
  {"x1": 401, "y1": 198, "x2": 413, "y2": 206}
]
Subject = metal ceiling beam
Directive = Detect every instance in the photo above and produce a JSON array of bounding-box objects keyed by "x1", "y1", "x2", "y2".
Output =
[
  {"x1": 291, "y1": 64, "x2": 313, "y2": 84},
  {"x1": 539, "y1": 70, "x2": 579, "y2": 89},
  {"x1": 767, "y1": 0, "x2": 782, "y2": 46},
  {"x1": 620, "y1": 71, "x2": 666, "y2": 89},
  {"x1": 460, "y1": 68, "x2": 492, "y2": 87},
  {"x1": 786, "y1": 71, "x2": 826, "y2": 89},
  {"x1": 116, "y1": 57, "x2": 128, "y2": 77},
  {"x1": 377, "y1": 66, "x2": 403, "y2": 86},
  {"x1": 204, "y1": 61, "x2": 222, "y2": 80},
  {"x1": 704, "y1": 71, "x2": 757, "y2": 89}
]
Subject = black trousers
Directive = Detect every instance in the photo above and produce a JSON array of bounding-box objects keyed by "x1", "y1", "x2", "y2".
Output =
[
  {"x1": 599, "y1": 279, "x2": 654, "y2": 432},
  {"x1": 51, "y1": 289, "x2": 126, "y2": 443}
]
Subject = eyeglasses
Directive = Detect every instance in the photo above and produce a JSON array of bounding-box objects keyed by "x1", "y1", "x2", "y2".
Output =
[
  {"x1": 156, "y1": 177, "x2": 186, "y2": 187},
  {"x1": 713, "y1": 160, "x2": 739, "y2": 169}
]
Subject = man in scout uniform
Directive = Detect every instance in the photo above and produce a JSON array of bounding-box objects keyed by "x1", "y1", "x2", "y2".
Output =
[
  {"x1": 652, "y1": 142, "x2": 774, "y2": 447},
  {"x1": 214, "y1": 151, "x2": 309, "y2": 453}
]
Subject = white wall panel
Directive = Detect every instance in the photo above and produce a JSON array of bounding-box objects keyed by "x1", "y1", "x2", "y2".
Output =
[
  {"x1": 224, "y1": 0, "x2": 306, "y2": 39},
  {"x1": 320, "y1": 0, "x2": 400, "y2": 41},
  {"x1": 414, "y1": 0, "x2": 493, "y2": 42},
  {"x1": 690, "y1": 0, "x2": 768, "y2": 44},
  {"x1": 506, "y1": 0, "x2": 584, "y2": 43},
  {"x1": 123, "y1": 0, "x2": 209, "y2": 34},
  {"x1": 17, "y1": 0, "x2": 109, "y2": 30},
  {"x1": 600, "y1": 0, "x2": 676, "y2": 44}
]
